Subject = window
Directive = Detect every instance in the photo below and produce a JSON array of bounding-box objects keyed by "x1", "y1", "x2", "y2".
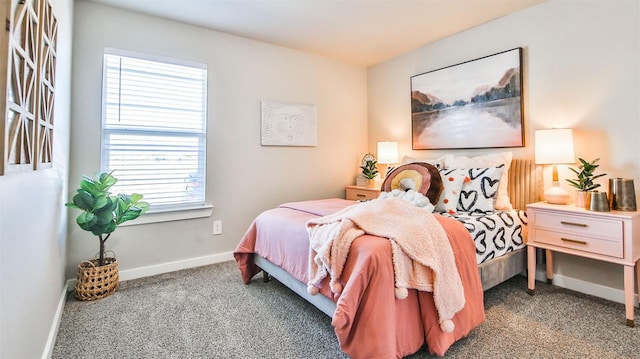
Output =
[{"x1": 101, "y1": 50, "x2": 207, "y2": 212}]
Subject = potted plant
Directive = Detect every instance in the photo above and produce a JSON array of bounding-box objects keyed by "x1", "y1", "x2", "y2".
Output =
[
  {"x1": 566, "y1": 158, "x2": 607, "y2": 208},
  {"x1": 360, "y1": 159, "x2": 379, "y2": 188},
  {"x1": 66, "y1": 171, "x2": 149, "y2": 300}
]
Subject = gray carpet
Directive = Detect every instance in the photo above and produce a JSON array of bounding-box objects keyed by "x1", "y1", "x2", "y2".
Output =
[{"x1": 52, "y1": 261, "x2": 640, "y2": 358}]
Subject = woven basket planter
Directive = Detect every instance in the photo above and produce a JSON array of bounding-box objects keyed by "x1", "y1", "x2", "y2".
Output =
[{"x1": 75, "y1": 257, "x2": 119, "y2": 301}]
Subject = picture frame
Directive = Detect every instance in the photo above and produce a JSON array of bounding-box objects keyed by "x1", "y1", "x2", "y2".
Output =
[
  {"x1": 261, "y1": 100, "x2": 317, "y2": 147},
  {"x1": 410, "y1": 48, "x2": 524, "y2": 150}
]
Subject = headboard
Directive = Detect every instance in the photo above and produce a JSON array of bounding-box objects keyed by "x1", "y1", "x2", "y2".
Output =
[{"x1": 508, "y1": 159, "x2": 543, "y2": 211}]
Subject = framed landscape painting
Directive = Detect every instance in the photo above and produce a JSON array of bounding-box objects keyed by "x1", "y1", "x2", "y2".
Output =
[{"x1": 410, "y1": 48, "x2": 524, "y2": 150}]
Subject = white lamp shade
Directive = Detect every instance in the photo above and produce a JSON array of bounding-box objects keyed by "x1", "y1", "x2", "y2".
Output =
[
  {"x1": 377, "y1": 141, "x2": 398, "y2": 164},
  {"x1": 534, "y1": 129, "x2": 575, "y2": 164}
]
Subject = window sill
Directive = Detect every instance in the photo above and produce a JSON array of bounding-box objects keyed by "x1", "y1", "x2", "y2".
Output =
[{"x1": 120, "y1": 205, "x2": 214, "y2": 226}]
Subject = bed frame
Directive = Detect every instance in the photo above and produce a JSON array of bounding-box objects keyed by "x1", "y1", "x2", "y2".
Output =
[{"x1": 256, "y1": 158, "x2": 542, "y2": 317}]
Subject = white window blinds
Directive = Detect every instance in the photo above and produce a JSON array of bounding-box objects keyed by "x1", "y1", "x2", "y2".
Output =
[{"x1": 101, "y1": 51, "x2": 207, "y2": 212}]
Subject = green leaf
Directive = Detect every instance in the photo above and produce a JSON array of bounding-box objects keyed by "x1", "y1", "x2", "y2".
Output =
[
  {"x1": 76, "y1": 212, "x2": 97, "y2": 228},
  {"x1": 94, "y1": 199, "x2": 116, "y2": 217},
  {"x1": 72, "y1": 191, "x2": 95, "y2": 211},
  {"x1": 98, "y1": 171, "x2": 118, "y2": 189},
  {"x1": 96, "y1": 208, "x2": 114, "y2": 222},
  {"x1": 117, "y1": 196, "x2": 127, "y2": 215},
  {"x1": 78, "y1": 222, "x2": 94, "y2": 232},
  {"x1": 137, "y1": 202, "x2": 150, "y2": 214},
  {"x1": 566, "y1": 179, "x2": 578, "y2": 186},
  {"x1": 120, "y1": 208, "x2": 142, "y2": 223},
  {"x1": 93, "y1": 195, "x2": 109, "y2": 210},
  {"x1": 79, "y1": 181, "x2": 92, "y2": 194},
  {"x1": 130, "y1": 193, "x2": 143, "y2": 203},
  {"x1": 104, "y1": 222, "x2": 117, "y2": 233}
]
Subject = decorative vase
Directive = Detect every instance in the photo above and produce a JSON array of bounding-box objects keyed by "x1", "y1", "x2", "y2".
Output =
[
  {"x1": 575, "y1": 190, "x2": 588, "y2": 209},
  {"x1": 609, "y1": 178, "x2": 637, "y2": 211},
  {"x1": 367, "y1": 179, "x2": 376, "y2": 188},
  {"x1": 75, "y1": 257, "x2": 119, "y2": 301},
  {"x1": 587, "y1": 191, "x2": 610, "y2": 212}
]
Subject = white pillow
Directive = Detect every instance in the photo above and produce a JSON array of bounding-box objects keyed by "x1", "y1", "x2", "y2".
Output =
[
  {"x1": 442, "y1": 152, "x2": 513, "y2": 210},
  {"x1": 434, "y1": 171, "x2": 466, "y2": 214},
  {"x1": 440, "y1": 167, "x2": 504, "y2": 213},
  {"x1": 401, "y1": 155, "x2": 445, "y2": 169}
]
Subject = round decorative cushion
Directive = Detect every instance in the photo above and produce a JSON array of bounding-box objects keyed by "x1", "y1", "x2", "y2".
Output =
[{"x1": 381, "y1": 162, "x2": 443, "y2": 205}]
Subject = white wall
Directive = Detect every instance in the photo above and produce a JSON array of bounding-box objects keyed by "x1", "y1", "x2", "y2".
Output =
[
  {"x1": 68, "y1": 2, "x2": 368, "y2": 277},
  {"x1": 0, "y1": 0, "x2": 73, "y2": 358},
  {"x1": 368, "y1": 0, "x2": 639, "y2": 294}
]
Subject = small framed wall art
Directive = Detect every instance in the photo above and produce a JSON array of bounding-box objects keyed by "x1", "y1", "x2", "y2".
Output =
[
  {"x1": 261, "y1": 100, "x2": 317, "y2": 147},
  {"x1": 410, "y1": 48, "x2": 524, "y2": 150}
]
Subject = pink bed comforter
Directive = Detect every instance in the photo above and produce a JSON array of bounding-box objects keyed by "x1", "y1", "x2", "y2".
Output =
[{"x1": 234, "y1": 198, "x2": 485, "y2": 358}]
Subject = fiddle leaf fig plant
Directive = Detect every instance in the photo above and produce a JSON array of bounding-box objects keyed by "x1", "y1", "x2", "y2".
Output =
[
  {"x1": 360, "y1": 159, "x2": 379, "y2": 180},
  {"x1": 66, "y1": 171, "x2": 150, "y2": 266},
  {"x1": 566, "y1": 158, "x2": 607, "y2": 191}
]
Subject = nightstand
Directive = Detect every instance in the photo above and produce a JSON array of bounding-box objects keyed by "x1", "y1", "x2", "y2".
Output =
[
  {"x1": 345, "y1": 185, "x2": 380, "y2": 201},
  {"x1": 526, "y1": 201, "x2": 640, "y2": 327}
]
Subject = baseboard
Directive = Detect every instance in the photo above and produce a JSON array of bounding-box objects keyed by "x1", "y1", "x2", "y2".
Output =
[
  {"x1": 119, "y1": 252, "x2": 234, "y2": 281},
  {"x1": 42, "y1": 281, "x2": 69, "y2": 359},
  {"x1": 66, "y1": 252, "x2": 235, "y2": 290},
  {"x1": 535, "y1": 268, "x2": 639, "y2": 307}
]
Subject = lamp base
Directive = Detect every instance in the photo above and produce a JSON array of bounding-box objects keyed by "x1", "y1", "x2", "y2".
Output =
[
  {"x1": 544, "y1": 185, "x2": 570, "y2": 205},
  {"x1": 377, "y1": 163, "x2": 389, "y2": 180}
]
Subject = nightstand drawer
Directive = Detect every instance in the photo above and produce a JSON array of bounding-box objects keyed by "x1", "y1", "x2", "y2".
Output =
[
  {"x1": 532, "y1": 228, "x2": 624, "y2": 258},
  {"x1": 345, "y1": 186, "x2": 379, "y2": 201},
  {"x1": 534, "y1": 212, "x2": 623, "y2": 239}
]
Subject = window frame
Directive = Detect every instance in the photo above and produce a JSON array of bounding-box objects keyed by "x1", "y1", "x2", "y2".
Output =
[{"x1": 100, "y1": 48, "x2": 210, "y2": 220}]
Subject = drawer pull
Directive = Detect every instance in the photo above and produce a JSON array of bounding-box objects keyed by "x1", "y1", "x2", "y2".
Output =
[
  {"x1": 560, "y1": 221, "x2": 588, "y2": 228},
  {"x1": 561, "y1": 237, "x2": 587, "y2": 245},
  {"x1": 356, "y1": 194, "x2": 366, "y2": 198}
]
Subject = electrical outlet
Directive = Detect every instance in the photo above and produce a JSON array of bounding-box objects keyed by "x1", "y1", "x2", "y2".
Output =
[{"x1": 213, "y1": 220, "x2": 222, "y2": 235}]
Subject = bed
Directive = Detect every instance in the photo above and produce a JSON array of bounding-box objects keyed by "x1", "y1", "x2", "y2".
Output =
[{"x1": 234, "y1": 155, "x2": 541, "y2": 358}]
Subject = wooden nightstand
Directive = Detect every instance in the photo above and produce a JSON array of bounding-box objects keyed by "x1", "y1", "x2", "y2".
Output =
[
  {"x1": 345, "y1": 185, "x2": 380, "y2": 201},
  {"x1": 526, "y1": 201, "x2": 640, "y2": 327}
]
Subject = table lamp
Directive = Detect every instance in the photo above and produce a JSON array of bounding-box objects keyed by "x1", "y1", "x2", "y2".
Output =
[
  {"x1": 534, "y1": 129, "x2": 575, "y2": 204},
  {"x1": 377, "y1": 141, "x2": 398, "y2": 179}
]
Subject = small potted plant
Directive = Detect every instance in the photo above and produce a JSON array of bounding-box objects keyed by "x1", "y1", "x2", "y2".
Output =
[
  {"x1": 66, "y1": 171, "x2": 150, "y2": 300},
  {"x1": 360, "y1": 159, "x2": 379, "y2": 188},
  {"x1": 566, "y1": 158, "x2": 607, "y2": 208}
]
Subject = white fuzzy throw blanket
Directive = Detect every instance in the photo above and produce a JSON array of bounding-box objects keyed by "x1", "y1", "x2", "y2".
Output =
[{"x1": 306, "y1": 197, "x2": 465, "y2": 333}]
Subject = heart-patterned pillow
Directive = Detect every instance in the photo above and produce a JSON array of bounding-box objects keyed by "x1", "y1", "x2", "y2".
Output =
[
  {"x1": 439, "y1": 167, "x2": 504, "y2": 213},
  {"x1": 459, "y1": 190, "x2": 479, "y2": 212},
  {"x1": 434, "y1": 171, "x2": 466, "y2": 214}
]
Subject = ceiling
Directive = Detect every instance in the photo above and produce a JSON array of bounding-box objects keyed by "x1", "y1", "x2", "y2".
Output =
[{"x1": 85, "y1": 0, "x2": 545, "y2": 66}]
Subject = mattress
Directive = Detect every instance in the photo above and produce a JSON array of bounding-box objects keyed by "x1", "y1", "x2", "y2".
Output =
[{"x1": 439, "y1": 209, "x2": 528, "y2": 264}]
